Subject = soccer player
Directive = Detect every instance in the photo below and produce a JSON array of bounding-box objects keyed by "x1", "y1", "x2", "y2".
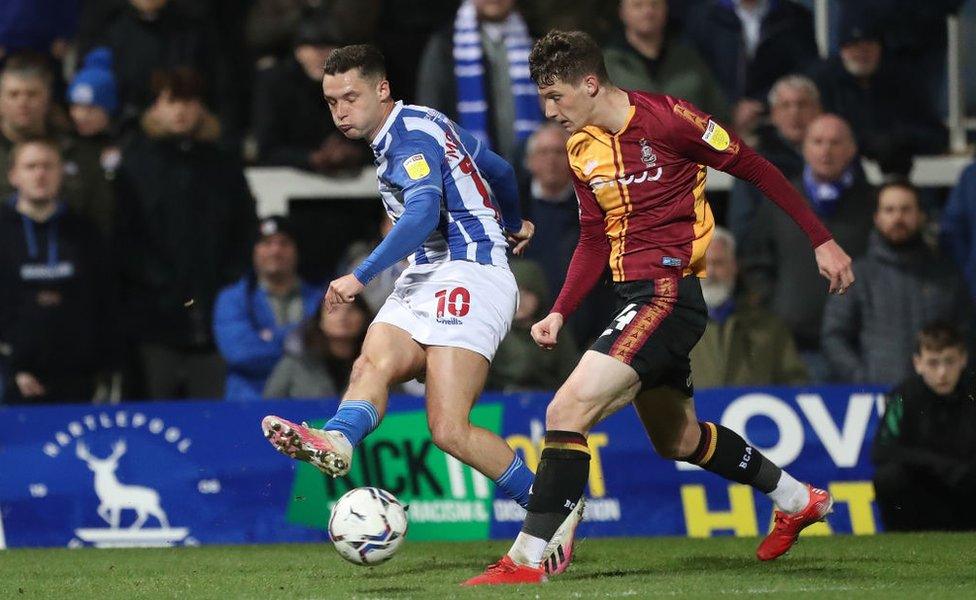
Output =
[
  {"x1": 465, "y1": 31, "x2": 855, "y2": 586},
  {"x1": 258, "y1": 44, "x2": 581, "y2": 569}
]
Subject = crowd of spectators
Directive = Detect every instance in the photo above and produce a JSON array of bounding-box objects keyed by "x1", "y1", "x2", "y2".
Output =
[{"x1": 0, "y1": 0, "x2": 974, "y2": 412}]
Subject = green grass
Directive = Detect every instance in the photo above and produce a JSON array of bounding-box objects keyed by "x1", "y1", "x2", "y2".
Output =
[{"x1": 2, "y1": 534, "x2": 975, "y2": 599}]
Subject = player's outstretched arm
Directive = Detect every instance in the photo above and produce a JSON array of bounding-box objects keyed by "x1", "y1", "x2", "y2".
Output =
[
  {"x1": 728, "y1": 150, "x2": 854, "y2": 295},
  {"x1": 666, "y1": 99, "x2": 854, "y2": 295},
  {"x1": 325, "y1": 190, "x2": 440, "y2": 311}
]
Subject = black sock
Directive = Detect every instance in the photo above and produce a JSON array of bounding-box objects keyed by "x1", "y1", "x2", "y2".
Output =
[
  {"x1": 522, "y1": 430, "x2": 589, "y2": 540},
  {"x1": 680, "y1": 421, "x2": 781, "y2": 494}
]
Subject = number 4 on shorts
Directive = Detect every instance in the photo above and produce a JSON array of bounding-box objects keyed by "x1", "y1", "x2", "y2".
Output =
[{"x1": 601, "y1": 303, "x2": 638, "y2": 337}]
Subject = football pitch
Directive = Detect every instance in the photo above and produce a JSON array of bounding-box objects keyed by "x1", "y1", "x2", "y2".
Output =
[{"x1": 2, "y1": 533, "x2": 974, "y2": 599}]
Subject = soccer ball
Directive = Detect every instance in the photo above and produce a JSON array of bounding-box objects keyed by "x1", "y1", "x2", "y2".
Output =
[{"x1": 328, "y1": 487, "x2": 408, "y2": 565}]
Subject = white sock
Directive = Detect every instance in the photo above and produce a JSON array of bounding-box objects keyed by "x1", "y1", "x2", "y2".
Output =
[
  {"x1": 507, "y1": 532, "x2": 548, "y2": 568},
  {"x1": 766, "y1": 470, "x2": 809, "y2": 513}
]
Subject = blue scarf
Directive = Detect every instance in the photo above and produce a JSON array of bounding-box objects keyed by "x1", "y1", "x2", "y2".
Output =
[
  {"x1": 802, "y1": 165, "x2": 855, "y2": 219},
  {"x1": 452, "y1": 1, "x2": 543, "y2": 149},
  {"x1": 8, "y1": 195, "x2": 65, "y2": 266}
]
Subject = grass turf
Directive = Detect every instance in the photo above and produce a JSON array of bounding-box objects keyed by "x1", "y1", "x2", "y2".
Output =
[{"x1": 1, "y1": 534, "x2": 975, "y2": 599}]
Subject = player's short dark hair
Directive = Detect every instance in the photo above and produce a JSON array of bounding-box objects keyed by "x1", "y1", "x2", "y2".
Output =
[
  {"x1": 915, "y1": 321, "x2": 966, "y2": 354},
  {"x1": 323, "y1": 44, "x2": 387, "y2": 81},
  {"x1": 151, "y1": 67, "x2": 206, "y2": 102},
  {"x1": 9, "y1": 137, "x2": 62, "y2": 169},
  {"x1": 529, "y1": 30, "x2": 609, "y2": 87}
]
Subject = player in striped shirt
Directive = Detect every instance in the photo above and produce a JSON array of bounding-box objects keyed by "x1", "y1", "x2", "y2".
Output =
[
  {"x1": 466, "y1": 31, "x2": 855, "y2": 585},
  {"x1": 261, "y1": 45, "x2": 560, "y2": 558}
]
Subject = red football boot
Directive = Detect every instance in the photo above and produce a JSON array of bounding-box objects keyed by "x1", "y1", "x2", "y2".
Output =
[
  {"x1": 462, "y1": 556, "x2": 546, "y2": 586},
  {"x1": 756, "y1": 485, "x2": 833, "y2": 561}
]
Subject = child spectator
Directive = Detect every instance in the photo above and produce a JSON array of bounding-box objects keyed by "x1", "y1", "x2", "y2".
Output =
[
  {"x1": 872, "y1": 322, "x2": 976, "y2": 531},
  {"x1": 65, "y1": 46, "x2": 121, "y2": 241}
]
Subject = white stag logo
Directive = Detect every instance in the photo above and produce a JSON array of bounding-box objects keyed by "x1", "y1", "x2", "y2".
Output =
[{"x1": 76, "y1": 440, "x2": 169, "y2": 530}]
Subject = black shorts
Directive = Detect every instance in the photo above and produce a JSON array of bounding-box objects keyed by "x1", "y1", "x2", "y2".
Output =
[{"x1": 590, "y1": 275, "x2": 708, "y2": 395}]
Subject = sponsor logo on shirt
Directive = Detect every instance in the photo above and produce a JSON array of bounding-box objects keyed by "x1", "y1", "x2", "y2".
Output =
[
  {"x1": 662, "y1": 257, "x2": 682, "y2": 267},
  {"x1": 590, "y1": 168, "x2": 664, "y2": 191}
]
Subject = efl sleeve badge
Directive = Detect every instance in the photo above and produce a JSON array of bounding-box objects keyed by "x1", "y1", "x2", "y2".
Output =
[
  {"x1": 701, "y1": 120, "x2": 731, "y2": 152},
  {"x1": 403, "y1": 154, "x2": 431, "y2": 180}
]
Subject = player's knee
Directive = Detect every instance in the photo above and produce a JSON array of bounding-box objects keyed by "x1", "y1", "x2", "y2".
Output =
[
  {"x1": 427, "y1": 416, "x2": 469, "y2": 456},
  {"x1": 349, "y1": 354, "x2": 394, "y2": 385},
  {"x1": 545, "y1": 391, "x2": 591, "y2": 432}
]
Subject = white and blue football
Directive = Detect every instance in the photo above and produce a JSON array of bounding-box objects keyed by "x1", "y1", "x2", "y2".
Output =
[{"x1": 328, "y1": 487, "x2": 408, "y2": 565}]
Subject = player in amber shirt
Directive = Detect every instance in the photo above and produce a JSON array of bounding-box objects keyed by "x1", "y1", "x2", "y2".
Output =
[{"x1": 466, "y1": 31, "x2": 855, "y2": 586}]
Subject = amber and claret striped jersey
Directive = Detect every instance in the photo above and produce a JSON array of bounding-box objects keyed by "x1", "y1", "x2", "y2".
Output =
[{"x1": 551, "y1": 90, "x2": 832, "y2": 317}]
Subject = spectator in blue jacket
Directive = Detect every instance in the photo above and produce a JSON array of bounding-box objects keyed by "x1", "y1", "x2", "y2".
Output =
[
  {"x1": 214, "y1": 216, "x2": 321, "y2": 400},
  {"x1": 942, "y1": 162, "x2": 976, "y2": 301}
]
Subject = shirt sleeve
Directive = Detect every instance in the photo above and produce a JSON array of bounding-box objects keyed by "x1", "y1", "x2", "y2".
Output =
[
  {"x1": 353, "y1": 143, "x2": 444, "y2": 284},
  {"x1": 472, "y1": 145, "x2": 522, "y2": 232},
  {"x1": 551, "y1": 174, "x2": 610, "y2": 318},
  {"x1": 353, "y1": 188, "x2": 441, "y2": 284},
  {"x1": 664, "y1": 99, "x2": 832, "y2": 247}
]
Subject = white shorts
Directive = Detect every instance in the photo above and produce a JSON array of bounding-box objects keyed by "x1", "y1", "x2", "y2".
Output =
[{"x1": 372, "y1": 261, "x2": 517, "y2": 361}]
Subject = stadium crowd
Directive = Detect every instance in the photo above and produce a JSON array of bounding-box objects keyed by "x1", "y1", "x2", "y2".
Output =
[
  {"x1": 1, "y1": 0, "x2": 974, "y2": 532},
  {"x1": 0, "y1": 6, "x2": 969, "y2": 405}
]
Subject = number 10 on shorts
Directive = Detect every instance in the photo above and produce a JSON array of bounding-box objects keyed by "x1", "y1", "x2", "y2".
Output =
[{"x1": 434, "y1": 287, "x2": 471, "y2": 318}]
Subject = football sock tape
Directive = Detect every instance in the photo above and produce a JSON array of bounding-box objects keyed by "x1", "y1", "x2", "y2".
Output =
[{"x1": 522, "y1": 430, "x2": 589, "y2": 541}]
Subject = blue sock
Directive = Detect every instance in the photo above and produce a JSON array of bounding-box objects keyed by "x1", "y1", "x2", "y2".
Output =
[
  {"x1": 323, "y1": 400, "x2": 380, "y2": 447},
  {"x1": 495, "y1": 454, "x2": 534, "y2": 509}
]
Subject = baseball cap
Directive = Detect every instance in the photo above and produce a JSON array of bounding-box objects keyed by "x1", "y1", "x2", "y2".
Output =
[{"x1": 257, "y1": 216, "x2": 296, "y2": 242}]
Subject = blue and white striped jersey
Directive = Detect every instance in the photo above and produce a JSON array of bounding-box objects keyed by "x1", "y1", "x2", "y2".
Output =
[{"x1": 369, "y1": 101, "x2": 510, "y2": 268}]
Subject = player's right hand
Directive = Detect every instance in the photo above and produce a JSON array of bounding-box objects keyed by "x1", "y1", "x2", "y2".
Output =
[
  {"x1": 506, "y1": 220, "x2": 535, "y2": 256},
  {"x1": 531, "y1": 312, "x2": 564, "y2": 350},
  {"x1": 325, "y1": 273, "x2": 365, "y2": 313}
]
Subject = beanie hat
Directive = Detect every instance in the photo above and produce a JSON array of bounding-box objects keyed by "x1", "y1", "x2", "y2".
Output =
[{"x1": 67, "y1": 47, "x2": 119, "y2": 114}]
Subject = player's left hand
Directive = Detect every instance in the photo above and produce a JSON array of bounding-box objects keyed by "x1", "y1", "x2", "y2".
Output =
[
  {"x1": 814, "y1": 239, "x2": 854, "y2": 295},
  {"x1": 325, "y1": 274, "x2": 365, "y2": 312},
  {"x1": 506, "y1": 220, "x2": 535, "y2": 256}
]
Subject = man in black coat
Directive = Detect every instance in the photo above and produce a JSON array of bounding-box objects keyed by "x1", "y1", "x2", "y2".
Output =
[
  {"x1": 822, "y1": 182, "x2": 971, "y2": 385},
  {"x1": 873, "y1": 322, "x2": 976, "y2": 531},
  {"x1": 116, "y1": 67, "x2": 255, "y2": 399},
  {"x1": 740, "y1": 114, "x2": 874, "y2": 382},
  {"x1": 810, "y1": 12, "x2": 947, "y2": 175},
  {"x1": 84, "y1": 0, "x2": 240, "y2": 146},
  {"x1": 685, "y1": 0, "x2": 818, "y2": 134},
  {"x1": 0, "y1": 139, "x2": 114, "y2": 404},
  {"x1": 251, "y1": 20, "x2": 369, "y2": 173}
]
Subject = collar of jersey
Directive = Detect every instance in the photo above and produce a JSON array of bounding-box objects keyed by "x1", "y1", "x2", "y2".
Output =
[{"x1": 371, "y1": 100, "x2": 405, "y2": 152}]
